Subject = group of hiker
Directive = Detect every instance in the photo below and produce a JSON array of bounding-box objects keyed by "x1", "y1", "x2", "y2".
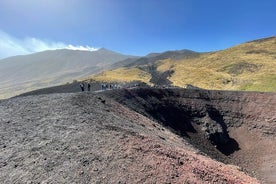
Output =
[
  {"x1": 79, "y1": 82, "x2": 120, "y2": 92},
  {"x1": 79, "y1": 82, "x2": 91, "y2": 92},
  {"x1": 79, "y1": 82, "x2": 142, "y2": 92},
  {"x1": 101, "y1": 83, "x2": 118, "y2": 90}
]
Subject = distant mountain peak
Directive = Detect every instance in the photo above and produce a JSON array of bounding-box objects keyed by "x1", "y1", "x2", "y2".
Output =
[
  {"x1": 146, "y1": 49, "x2": 198, "y2": 57},
  {"x1": 98, "y1": 47, "x2": 108, "y2": 51},
  {"x1": 97, "y1": 47, "x2": 116, "y2": 53},
  {"x1": 97, "y1": 47, "x2": 133, "y2": 56},
  {"x1": 0, "y1": 47, "x2": 135, "y2": 99}
]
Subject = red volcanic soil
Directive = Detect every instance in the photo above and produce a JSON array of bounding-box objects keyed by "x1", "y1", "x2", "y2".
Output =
[{"x1": 0, "y1": 88, "x2": 275, "y2": 183}]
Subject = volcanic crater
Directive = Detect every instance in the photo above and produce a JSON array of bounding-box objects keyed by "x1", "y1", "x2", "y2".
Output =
[
  {"x1": 0, "y1": 87, "x2": 275, "y2": 183},
  {"x1": 103, "y1": 88, "x2": 276, "y2": 183}
]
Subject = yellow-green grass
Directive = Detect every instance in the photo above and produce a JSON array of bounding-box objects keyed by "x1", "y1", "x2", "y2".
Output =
[
  {"x1": 89, "y1": 37, "x2": 276, "y2": 92},
  {"x1": 89, "y1": 67, "x2": 152, "y2": 84}
]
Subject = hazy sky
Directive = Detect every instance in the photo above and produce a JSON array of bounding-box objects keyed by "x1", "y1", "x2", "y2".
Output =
[{"x1": 0, "y1": 0, "x2": 275, "y2": 59}]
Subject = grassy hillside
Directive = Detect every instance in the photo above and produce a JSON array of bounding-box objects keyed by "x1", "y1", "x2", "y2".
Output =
[
  {"x1": 89, "y1": 37, "x2": 276, "y2": 92},
  {"x1": 91, "y1": 67, "x2": 152, "y2": 83}
]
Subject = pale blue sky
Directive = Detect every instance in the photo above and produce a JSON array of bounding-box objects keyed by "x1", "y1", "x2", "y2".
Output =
[{"x1": 0, "y1": 0, "x2": 275, "y2": 59}]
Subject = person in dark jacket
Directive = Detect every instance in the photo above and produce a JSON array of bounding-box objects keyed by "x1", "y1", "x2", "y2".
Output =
[
  {"x1": 80, "y1": 82, "x2": 85, "y2": 91},
  {"x1": 87, "y1": 83, "x2": 91, "y2": 91}
]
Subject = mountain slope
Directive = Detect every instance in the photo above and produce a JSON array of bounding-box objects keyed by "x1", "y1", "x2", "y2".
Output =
[
  {"x1": 169, "y1": 36, "x2": 276, "y2": 91},
  {"x1": 0, "y1": 48, "x2": 134, "y2": 99},
  {"x1": 91, "y1": 49, "x2": 200, "y2": 85},
  {"x1": 90, "y1": 37, "x2": 276, "y2": 92},
  {"x1": 117, "y1": 49, "x2": 200, "y2": 67}
]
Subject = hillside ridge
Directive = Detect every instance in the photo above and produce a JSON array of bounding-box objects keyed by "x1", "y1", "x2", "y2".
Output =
[{"x1": 90, "y1": 36, "x2": 276, "y2": 92}]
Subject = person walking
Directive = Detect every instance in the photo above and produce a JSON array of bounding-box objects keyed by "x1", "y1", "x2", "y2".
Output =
[
  {"x1": 80, "y1": 82, "x2": 85, "y2": 92},
  {"x1": 87, "y1": 83, "x2": 91, "y2": 91}
]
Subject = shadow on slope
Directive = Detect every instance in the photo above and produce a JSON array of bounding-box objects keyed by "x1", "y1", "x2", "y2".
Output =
[{"x1": 103, "y1": 88, "x2": 241, "y2": 160}]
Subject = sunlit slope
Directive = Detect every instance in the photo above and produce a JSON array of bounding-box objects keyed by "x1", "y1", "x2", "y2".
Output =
[
  {"x1": 91, "y1": 67, "x2": 152, "y2": 83},
  {"x1": 169, "y1": 37, "x2": 276, "y2": 91},
  {"x1": 90, "y1": 37, "x2": 276, "y2": 92}
]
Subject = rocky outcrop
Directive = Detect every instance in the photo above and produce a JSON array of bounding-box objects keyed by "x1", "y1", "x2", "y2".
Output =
[{"x1": 202, "y1": 110, "x2": 229, "y2": 145}]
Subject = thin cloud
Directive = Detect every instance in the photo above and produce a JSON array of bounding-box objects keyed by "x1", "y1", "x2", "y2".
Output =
[
  {"x1": 0, "y1": 31, "x2": 28, "y2": 58},
  {"x1": 0, "y1": 30, "x2": 98, "y2": 59},
  {"x1": 66, "y1": 44, "x2": 98, "y2": 51}
]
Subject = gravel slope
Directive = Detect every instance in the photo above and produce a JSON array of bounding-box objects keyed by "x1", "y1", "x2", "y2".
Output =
[{"x1": 0, "y1": 92, "x2": 259, "y2": 183}]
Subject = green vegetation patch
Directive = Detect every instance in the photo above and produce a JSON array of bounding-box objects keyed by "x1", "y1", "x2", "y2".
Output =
[
  {"x1": 239, "y1": 74, "x2": 276, "y2": 92},
  {"x1": 221, "y1": 62, "x2": 261, "y2": 76}
]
